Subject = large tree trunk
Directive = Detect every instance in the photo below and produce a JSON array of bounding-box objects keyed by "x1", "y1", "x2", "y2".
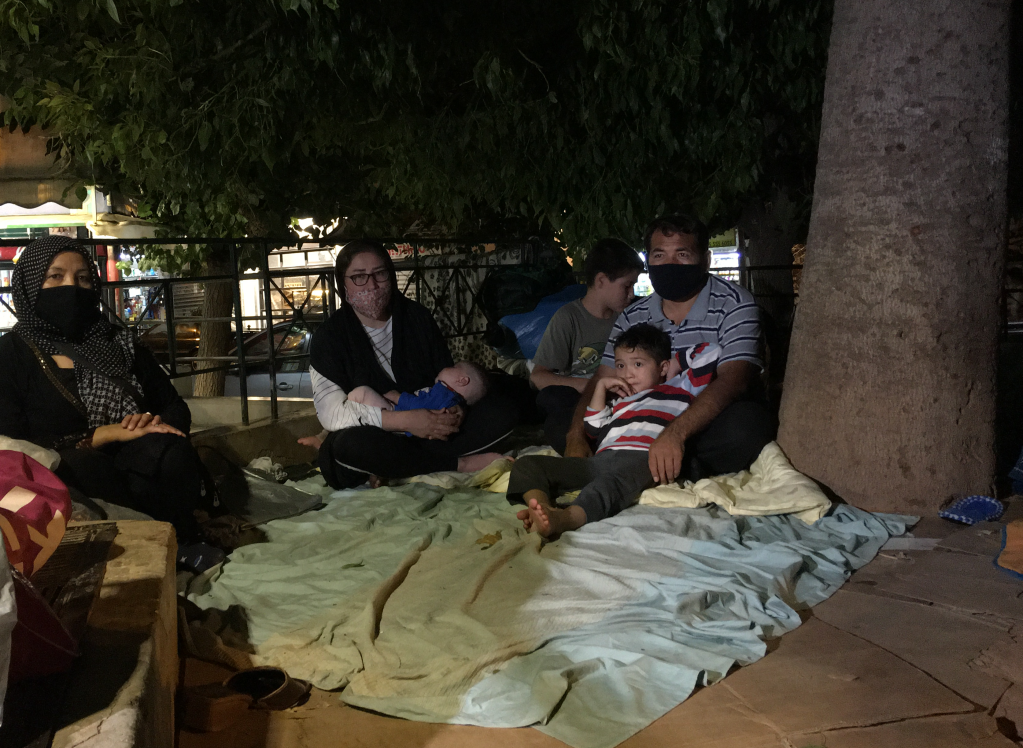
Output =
[
  {"x1": 193, "y1": 260, "x2": 234, "y2": 398},
  {"x1": 777, "y1": 0, "x2": 1011, "y2": 513}
]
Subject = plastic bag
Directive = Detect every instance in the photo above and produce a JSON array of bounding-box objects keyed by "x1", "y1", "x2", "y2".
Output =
[{"x1": 498, "y1": 284, "x2": 586, "y2": 360}]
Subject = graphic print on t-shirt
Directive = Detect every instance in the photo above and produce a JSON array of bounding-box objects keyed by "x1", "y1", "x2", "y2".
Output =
[{"x1": 568, "y1": 343, "x2": 605, "y2": 378}]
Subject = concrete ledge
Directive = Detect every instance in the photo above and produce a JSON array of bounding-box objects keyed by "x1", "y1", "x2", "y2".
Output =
[
  {"x1": 53, "y1": 521, "x2": 177, "y2": 748},
  {"x1": 186, "y1": 397, "x2": 314, "y2": 430},
  {"x1": 191, "y1": 411, "x2": 321, "y2": 467}
]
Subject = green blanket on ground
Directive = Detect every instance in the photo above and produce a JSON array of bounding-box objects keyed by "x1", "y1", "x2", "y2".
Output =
[{"x1": 188, "y1": 476, "x2": 905, "y2": 748}]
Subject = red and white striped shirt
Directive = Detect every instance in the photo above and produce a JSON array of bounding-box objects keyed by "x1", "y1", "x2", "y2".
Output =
[{"x1": 584, "y1": 343, "x2": 720, "y2": 453}]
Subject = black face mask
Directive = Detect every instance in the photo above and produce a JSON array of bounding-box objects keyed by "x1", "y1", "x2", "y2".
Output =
[
  {"x1": 647, "y1": 263, "x2": 709, "y2": 301},
  {"x1": 35, "y1": 285, "x2": 102, "y2": 340}
]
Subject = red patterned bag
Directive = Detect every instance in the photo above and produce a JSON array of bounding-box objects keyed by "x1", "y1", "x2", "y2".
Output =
[
  {"x1": 0, "y1": 449, "x2": 77, "y2": 683},
  {"x1": 0, "y1": 449, "x2": 70, "y2": 577}
]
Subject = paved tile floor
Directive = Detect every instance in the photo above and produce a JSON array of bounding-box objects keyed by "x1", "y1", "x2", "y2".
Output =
[{"x1": 179, "y1": 509, "x2": 1023, "y2": 748}]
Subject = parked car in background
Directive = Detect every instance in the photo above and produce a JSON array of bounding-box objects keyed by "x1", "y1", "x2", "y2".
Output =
[
  {"x1": 137, "y1": 322, "x2": 201, "y2": 366},
  {"x1": 224, "y1": 320, "x2": 321, "y2": 398}
]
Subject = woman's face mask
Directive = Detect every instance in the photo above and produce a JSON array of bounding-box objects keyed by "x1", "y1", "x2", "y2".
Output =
[
  {"x1": 35, "y1": 285, "x2": 102, "y2": 340},
  {"x1": 344, "y1": 253, "x2": 393, "y2": 320},
  {"x1": 346, "y1": 283, "x2": 391, "y2": 320}
]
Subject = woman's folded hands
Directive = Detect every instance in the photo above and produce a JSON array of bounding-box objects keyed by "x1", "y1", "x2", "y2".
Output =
[
  {"x1": 401, "y1": 408, "x2": 461, "y2": 440},
  {"x1": 92, "y1": 412, "x2": 186, "y2": 446}
]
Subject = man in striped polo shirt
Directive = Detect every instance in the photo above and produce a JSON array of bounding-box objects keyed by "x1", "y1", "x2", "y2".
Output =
[{"x1": 564, "y1": 214, "x2": 776, "y2": 486}]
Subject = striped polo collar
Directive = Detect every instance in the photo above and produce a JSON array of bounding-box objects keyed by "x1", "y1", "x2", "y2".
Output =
[{"x1": 646, "y1": 275, "x2": 713, "y2": 327}]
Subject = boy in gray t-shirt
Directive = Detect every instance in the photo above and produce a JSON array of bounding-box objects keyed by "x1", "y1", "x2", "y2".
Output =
[{"x1": 530, "y1": 238, "x2": 644, "y2": 453}]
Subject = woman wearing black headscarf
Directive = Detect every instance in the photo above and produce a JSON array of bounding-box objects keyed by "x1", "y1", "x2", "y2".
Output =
[
  {"x1": 309, "y1": 240, "x2": 519, "y2": 489},
  {"x1": 0, "y1": 236, "x2": 207, "y2": 536}
]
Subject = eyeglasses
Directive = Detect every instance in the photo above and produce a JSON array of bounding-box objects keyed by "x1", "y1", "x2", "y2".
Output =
[{"x1": 345, "y1": 269, "x2": 390, "y2": 286}]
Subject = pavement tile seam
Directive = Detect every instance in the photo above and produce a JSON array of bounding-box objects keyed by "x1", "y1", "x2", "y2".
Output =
[
  {"x1": 781, "y1": 707, "x2": 991, "y2": 738},
  {"x1": 809, "y1": 711, "x2": 1019, "y2": 748},
  {"x1": 720, "y1": 683, "x2": 793, "y2": 747},
  {"x1": 843, "y1": 580, "x2": 1023, "y2": 630},
  {"x1": 811, "y1": 618, "x2": 1002, "y2": 712},
  {"x1": 833, "y1": 587, "x2": 1021, "y2": 634}
]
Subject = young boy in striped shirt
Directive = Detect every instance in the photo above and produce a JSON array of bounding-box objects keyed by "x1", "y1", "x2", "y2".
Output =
[{"x1": 508, "y1": 323, "x2": 720, "y2": 538}]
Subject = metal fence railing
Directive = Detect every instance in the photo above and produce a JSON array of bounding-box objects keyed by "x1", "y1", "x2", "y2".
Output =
[
  {"x1": 8, "y1": 233, "x2": 1016, "y2": 426},
  {"x1": 0, "y1": 237, "x2": 537, "y2": 425}
]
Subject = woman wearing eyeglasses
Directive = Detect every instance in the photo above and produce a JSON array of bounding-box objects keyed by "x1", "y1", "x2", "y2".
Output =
[{"x1": 308, "y1": 240, "x2": 518, "y2": 489}]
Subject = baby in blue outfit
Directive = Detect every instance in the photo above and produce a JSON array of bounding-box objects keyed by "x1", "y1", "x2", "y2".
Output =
[{"x1": 348, "y1": 360, "x2": 489, "y2": 414}]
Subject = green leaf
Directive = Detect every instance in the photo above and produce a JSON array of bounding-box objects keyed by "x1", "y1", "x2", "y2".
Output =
[
  {"x1": 197, "y1": 122, "x2": 211, "y2": 151},
  {"x1": 105, "y1": 0, "x2": 120, "y2": 24}
]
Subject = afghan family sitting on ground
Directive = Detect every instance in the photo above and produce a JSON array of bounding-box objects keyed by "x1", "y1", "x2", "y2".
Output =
[
  {"x1": 298, "y1": 214, "x2": 775, "y2": 536},
  {"x1": 0, "y1": 214, "x2": 776, "y2": 552}
]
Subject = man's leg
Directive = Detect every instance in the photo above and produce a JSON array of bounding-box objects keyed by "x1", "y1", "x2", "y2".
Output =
[
  {"x1": 536, "y1": 385, "x2": 582, "y2": 455},
  {"x1": 569, "y1": 450, "x2": 654, "y2": 523},
  {"x1": 684, "y1": 400, "x2": 778, "y2": 480}
]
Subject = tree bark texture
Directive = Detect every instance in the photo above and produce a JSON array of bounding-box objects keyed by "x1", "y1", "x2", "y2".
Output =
[
  {"x1": 193, "y1": 266, "x2": 234, "y2": 398},
  {"x1": 777, "y1": 0, "x2": 1011, "y2": 512}
]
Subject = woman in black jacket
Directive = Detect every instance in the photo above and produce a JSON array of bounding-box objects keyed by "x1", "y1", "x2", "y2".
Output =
[
  {"x1": 309, "y1": 240, "x2": 518, "y2": 489},
  {"x1": 0, "y1": 236, "x2": 207, "y2": 536}
]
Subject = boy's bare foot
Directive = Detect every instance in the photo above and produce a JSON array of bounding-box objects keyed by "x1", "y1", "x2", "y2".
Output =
[
  {"x1": 519, "y1": 498, "x2": 587, "y2": 539},
  {"x1": 297, "y1": 434, "x2": 324, "y2": 449},
  {"x1": 457, "y1": 452, "x2": 506, "y2": 473}
]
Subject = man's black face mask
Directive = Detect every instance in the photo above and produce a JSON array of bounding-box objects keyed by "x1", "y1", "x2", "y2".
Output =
[
  {"x1": 647, "y1": 262, "x2": 708, "y2": 302},
  {"x1": 35, "y1": 285, "x2": 102, "y2": 340}
]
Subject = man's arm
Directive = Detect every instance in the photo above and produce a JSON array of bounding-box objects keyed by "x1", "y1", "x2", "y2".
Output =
[
  {"x1": 563, "y1": 363, "x2": 616, "y2": 457},
  {"x1": 529, "y1": 365, "x2": 590, "y2": 394},
  {"x1": 647, "y1": 360, "x2": 758, "y2": 484}
]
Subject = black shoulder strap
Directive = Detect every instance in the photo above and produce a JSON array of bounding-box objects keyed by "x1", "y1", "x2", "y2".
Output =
[
  {"x1": 16, "y1": 334, "x2": 90, "y2": 418},
  {"x1": 48, "y1": 340, "x2": 146, "y2": 411}
]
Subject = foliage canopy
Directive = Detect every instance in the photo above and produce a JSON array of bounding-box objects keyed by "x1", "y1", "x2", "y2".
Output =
[{"x1": 1, "y1": 0, "x2": 831, "y2": 256}]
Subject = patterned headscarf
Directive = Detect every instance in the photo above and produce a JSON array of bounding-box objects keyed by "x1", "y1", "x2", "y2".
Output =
[{"x1": 12, "y1": 236, "x2": 143, "y2": 427}]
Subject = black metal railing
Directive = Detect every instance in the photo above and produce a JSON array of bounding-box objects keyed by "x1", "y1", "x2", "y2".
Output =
[{"x1": 0, "y1": 237, "x2": 536, "y2": 425}]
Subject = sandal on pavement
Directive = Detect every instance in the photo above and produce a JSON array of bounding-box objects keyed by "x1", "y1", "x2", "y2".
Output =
[
  {"x1": 938, "y1": 495, "x2": 1004, "y2": 525},
  {"x1": 181, "y1": 666, "x2": 312, "y2": 732}
]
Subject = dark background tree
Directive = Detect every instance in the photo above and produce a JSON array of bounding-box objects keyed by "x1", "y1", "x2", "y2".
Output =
[
  {"x1": 1, "y1": 0, "x2": 830, "y2": 248},
  {"x1": 1, "y1": 0, "x2": 831, "y2": 397}
]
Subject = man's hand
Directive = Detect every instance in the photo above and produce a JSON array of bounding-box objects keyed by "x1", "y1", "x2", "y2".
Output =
[{"x1": 648, "y1": 427, "x2": 685, "y2": 484}]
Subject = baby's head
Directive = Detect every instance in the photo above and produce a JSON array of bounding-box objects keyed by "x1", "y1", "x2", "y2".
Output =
[
  {"x1": 437, "y1": 361, "x2": 490, "y2": 405},
  {"x1": 612, "y1": 324, "x2": 672, "y2": 393}
]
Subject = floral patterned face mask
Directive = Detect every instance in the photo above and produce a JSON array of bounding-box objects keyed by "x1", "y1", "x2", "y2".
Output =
[{"x1": 346, "y1": 283, "x2": 391, "y2": 321}]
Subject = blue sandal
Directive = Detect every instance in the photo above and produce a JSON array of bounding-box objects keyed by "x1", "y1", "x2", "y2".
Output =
[{"x1": 938, "y1": 495, "x2": 1004, "y2": 525}]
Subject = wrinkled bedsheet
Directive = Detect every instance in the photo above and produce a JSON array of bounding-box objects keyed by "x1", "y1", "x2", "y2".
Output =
[{"x1": 188, "y1": 468, "x2": 908, "y2": 748}]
